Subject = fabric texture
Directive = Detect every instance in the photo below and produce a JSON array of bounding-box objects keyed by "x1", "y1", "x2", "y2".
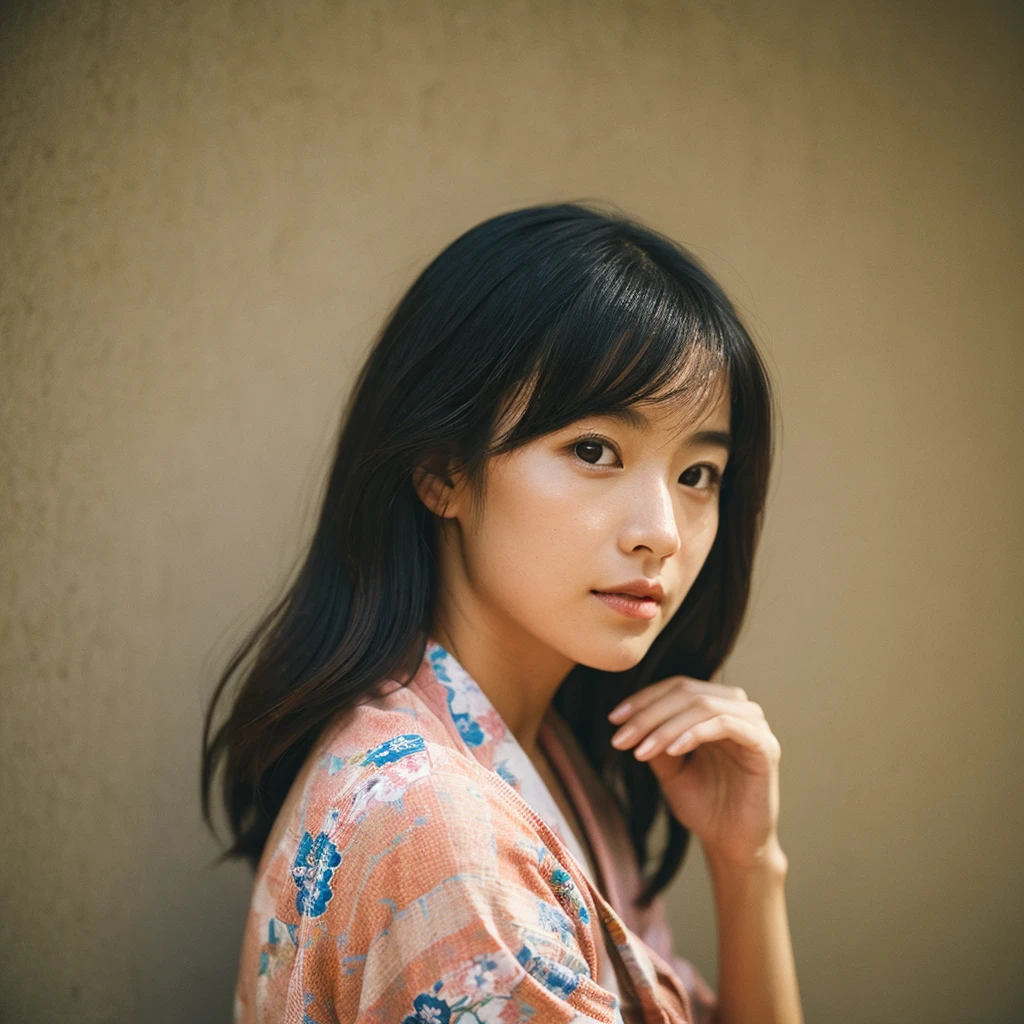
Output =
[{"x1": 233, "y1": 639, "x2": 718, "y2": 1023}]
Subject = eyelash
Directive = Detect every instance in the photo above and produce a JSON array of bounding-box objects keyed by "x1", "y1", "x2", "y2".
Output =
[{"x1": 567, "y1": 434, "x2": 724, "y2": 490}]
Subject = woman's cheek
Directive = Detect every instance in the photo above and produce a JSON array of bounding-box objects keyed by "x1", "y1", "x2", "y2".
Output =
[
  {"x1": 483, "y1": 463, "x2": 593, "y2": 603},
  {"x1": 678, "y1": 505, "x2": 720, "y2": 585},
  {"x1": 521, "y1": 469, "x2": 602, "y2": 562}
]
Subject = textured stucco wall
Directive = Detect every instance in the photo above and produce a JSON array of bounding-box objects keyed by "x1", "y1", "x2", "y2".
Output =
[{"x1": 2, "y1": 1, "x2": 1022, "y2": 1021}]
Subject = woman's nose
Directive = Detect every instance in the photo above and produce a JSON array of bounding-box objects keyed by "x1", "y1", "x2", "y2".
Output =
[{"x1": 619, "y1": 479, "x2": 681, "y2": 558}]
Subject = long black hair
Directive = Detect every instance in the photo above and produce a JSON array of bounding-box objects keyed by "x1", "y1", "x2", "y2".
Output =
[{"x1": 201, "y1": 200, "x2": 774, "y2": 907}]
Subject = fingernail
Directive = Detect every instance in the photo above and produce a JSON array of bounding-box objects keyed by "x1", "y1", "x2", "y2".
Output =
[
  {"x1": 666, "y1": 732, "x2": 693, "y2": 755},
  {"x1": 608, "y1": 702, "x2": 632, "y2": 722},
  {"x1": 634, "y1": 737, "x2": 656, "y2": 758},
  {"x1": 611, "y1": 726, "x2": 636, "y2": 748}
]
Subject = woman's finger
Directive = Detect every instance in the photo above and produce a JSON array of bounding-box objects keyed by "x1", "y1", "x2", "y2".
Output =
[
  {"x1": 613, "y1": 694, "x2": 766, "y2": 755},
  {"x1": 678, "y1": 678, "x2": 748, "y2": 702},
  {"x1": 608, "y1": 675, "x2": 747, "y2": 723},
  {"x1": 606, "y1": 675, "x2": 683, "y2": 720},
  {"x1": 663, "y1": 713, "x2": 781, "y2": 763}
]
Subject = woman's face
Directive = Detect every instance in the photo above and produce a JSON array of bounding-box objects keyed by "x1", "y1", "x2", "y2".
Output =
[{"x1": 431, "y1": 381, "x2": 732, "y2": 675}]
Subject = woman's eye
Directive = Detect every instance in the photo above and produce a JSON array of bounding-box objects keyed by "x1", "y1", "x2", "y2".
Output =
[
  {"x1": 572, "y1": 438, "x2": 618, "y2": 466},
  {"x1": 679, "y1": 464, "x2": 722, "y2": 490},
  {"x1": 570, "y1": 439, "x2": 723, "y2": 487}
]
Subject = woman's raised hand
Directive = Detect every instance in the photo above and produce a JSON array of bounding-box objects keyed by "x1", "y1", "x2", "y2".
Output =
[{"x1": 608, "y1": 672, "x2": 784, "y2": 870}]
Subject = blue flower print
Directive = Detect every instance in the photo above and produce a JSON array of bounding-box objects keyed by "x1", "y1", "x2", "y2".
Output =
[
  {"x1": 291, "y1": 830, "x2": 342, "y2": 918},
  {"x1": 428, "y1": 645, "x2": 452, "y2": 682},
  {"x1": 363, "y1": 732, "x2": 426, "y2": 767},
  {"x1": 449, "y1": 709, "x2": 485, "y2": 747},
  {"x1": 516, "y1": 944, "x2": 581, "y2": 997},
  {"x1": 494, "y1": 760, "x2": 519, "y2": 787},
  {"x1": 258, "y1": 917, "x2": 297, "y2": 977},
  {"x1": 402, "y1": 991, "x2": 452, "y2": 1023},
  {"x1": 430, "y1": 646, "x2": 487, "y2": 746},
  {"x1": 537, "y1": 900, "x2": 574, "y2": 945},
  {"x1": 550, "y1": 865, "x2": 590, "y2": 925},
  {"x1": 302, "y1": 990, "x2": 326, "y2": 1024}
]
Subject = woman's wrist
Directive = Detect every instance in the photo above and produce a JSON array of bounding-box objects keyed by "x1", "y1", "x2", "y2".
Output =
[{"x1": 704, "y1": 835, "x2": 789, "y2": 882}]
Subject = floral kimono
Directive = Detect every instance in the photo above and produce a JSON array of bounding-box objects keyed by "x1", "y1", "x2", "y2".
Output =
[{"x1": 233, "y1": 639, "x2": 718, "y2": 1023}]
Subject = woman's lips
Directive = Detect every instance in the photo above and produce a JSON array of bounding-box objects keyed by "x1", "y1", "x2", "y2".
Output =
[{"x1": 591, "y1": 590, "x2": 660, "y2": 621}]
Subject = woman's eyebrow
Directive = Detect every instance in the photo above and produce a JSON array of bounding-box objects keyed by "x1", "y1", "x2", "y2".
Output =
[
  {"x1": 685, "y1": 428, "x2": 732, "y2": 451},
  {"x1": 599, "y1": 409, "x2": 732, "y2": 451}
]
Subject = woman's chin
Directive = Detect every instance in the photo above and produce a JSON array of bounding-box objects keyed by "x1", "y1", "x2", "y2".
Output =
[{"x1": 570, "y1": 633, "x2": 653, "y2": 673}]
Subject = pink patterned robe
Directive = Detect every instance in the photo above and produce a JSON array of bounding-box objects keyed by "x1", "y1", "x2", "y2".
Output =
[{"x1": 233, "y1": 639, "x2": 718, "y2": 1023}]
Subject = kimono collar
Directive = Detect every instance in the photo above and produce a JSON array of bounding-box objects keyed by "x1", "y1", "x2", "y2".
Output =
[
  {"x1": 405, "y1": 639, "x2": 697, "y2": 1022},
  {"x1": 410, "y1": 637, "x2": 596, "y2": 880}
]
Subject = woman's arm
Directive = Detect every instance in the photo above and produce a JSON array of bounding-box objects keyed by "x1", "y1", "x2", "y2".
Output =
[
  {"x1": 707, "y1": 840, "x2": 802, "y2": 1024},
  {"x1": 608, "y1": 675, "x2": 804, "y2": 1024}
]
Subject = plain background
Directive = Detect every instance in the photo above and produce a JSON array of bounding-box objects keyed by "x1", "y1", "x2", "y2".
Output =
[{"x1": 2, "y1": 1, "x2": 1022, "y2": 1021}]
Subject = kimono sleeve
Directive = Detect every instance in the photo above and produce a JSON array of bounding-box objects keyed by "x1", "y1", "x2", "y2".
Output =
[
  {"x1": 323, "y1": 764, "x2": 623, "y2": 1024},
  {"x1": 667, "y1": 954, "x2": 717, "y2": 1024},
  {"x1": 639, "y1": 891, "x2": 718, "y2": 1023}
]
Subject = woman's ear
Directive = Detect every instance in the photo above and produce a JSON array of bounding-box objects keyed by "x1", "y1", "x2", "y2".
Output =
[{"x1": 411, "y1": 457, "x2": 465, "y2": 519}]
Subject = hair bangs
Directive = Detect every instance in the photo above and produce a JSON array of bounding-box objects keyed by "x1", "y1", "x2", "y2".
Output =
[{"x1": 489, "y1": 252, "x2": 733, "y2": 454}]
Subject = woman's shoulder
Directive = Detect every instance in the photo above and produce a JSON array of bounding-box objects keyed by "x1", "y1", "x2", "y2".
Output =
[
  {"x1": 256, "y1": 681, "x2": 476, "y2": 867},
  {"x1": 235, "y1": 687, "x2": 604, "y2": 1022},
  {"x1": 250, "y1": 682, "x2": 572, "y2": 924}
]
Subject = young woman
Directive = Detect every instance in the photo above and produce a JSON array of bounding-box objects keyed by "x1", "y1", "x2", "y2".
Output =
[{"x1": 202, "y1": 202, "x2": 803, "y2": 1023}]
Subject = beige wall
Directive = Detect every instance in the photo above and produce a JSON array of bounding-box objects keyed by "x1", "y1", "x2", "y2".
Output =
[{"x1": 2, "y1": 1, "x2": 1021, "y2": 1020}]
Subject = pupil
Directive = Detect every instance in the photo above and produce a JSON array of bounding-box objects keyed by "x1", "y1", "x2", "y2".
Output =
[{"x1": 577, "y1": 441, "x2": 601, "y2": 463}]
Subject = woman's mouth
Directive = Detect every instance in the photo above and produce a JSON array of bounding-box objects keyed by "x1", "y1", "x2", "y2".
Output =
[{"x1": 591, "y1": 590, "x2": 660, "y2": 621}]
